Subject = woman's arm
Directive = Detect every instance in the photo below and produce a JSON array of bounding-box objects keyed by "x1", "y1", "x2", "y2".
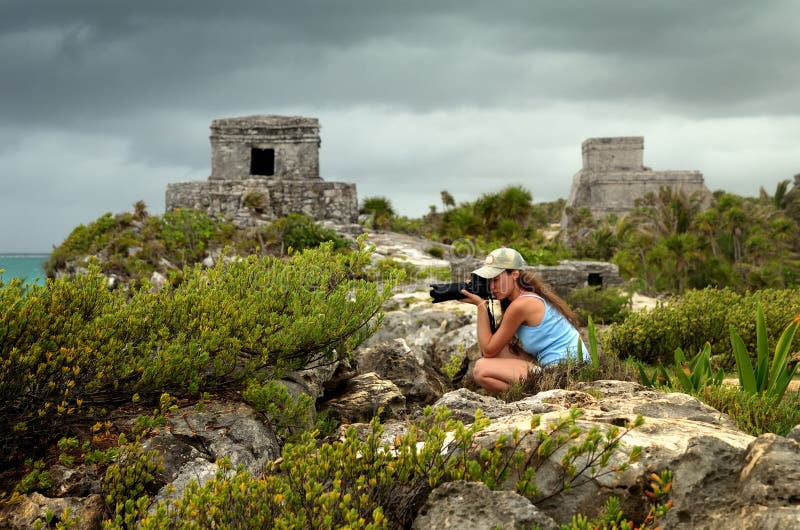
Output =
[{"x1": 461, "y1": 291, "x2": 542, "y2": 357}]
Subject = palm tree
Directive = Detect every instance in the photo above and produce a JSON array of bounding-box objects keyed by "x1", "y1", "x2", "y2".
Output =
[
  {"x1": 360, "y1": 196, "x2": 395, "y2": 230},
  {"x1": 662, "y1": 232, "x2": 703, "y2": 293},
  {"x1": 440, "y1": 190, "x2": 455, "y2": 211}
]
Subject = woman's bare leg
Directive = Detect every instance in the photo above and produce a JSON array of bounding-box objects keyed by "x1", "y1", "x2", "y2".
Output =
[{"x1": 472, "y1": 346, "x2": 536, "y2": 394}]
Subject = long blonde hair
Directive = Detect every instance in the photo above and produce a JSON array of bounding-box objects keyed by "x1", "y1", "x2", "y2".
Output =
[{"x1": 500, "y1": 269, "x2": 580, "y2": 328}]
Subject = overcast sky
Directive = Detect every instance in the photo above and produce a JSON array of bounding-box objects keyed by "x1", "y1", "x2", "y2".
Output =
[{"x1": 2, "y1": 1, "x2": 799, "y2": 253}]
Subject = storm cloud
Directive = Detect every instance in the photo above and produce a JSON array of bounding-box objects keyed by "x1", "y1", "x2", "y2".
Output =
[{"x1": 2, "y1": 1, "x2": 798, "y2": 251}]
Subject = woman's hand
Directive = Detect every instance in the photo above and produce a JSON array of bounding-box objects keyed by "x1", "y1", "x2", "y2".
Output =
[{"x1": 460, "y1": 289, "x2": 487, "y2": 306}]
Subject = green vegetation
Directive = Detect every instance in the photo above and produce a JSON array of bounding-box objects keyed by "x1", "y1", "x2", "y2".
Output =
[
  {"x1": 0, "y1": 241, "x2": 393, "y2": 470},
  {"x1": 567, "y1": 185, "x2": 800, "y2": 294},
  {"x1": 43, "y1": 204, "x2": 351, "y2": 288},
  {"x1": 694, "y1": 385, "x2": 800, "y2": 436},
  {"x1": 730, "y1": 304, "x2": 799, "y2": 401},
  {"x1": 129, "y1": 406, "x2": 651, "y2": 529},
  {"x1": 362, "y1": 186, "x2": 568, "y2": 265},
  {"x1": 603, "y1": 287, "x2": 800, "y2": 368},
  {"x1": 567, "y1": 286, "x2": 631, "y2": 326},
  {"x1": 8, "y1": 178, "x2": 800, "y2": 527},
  {"x1": 242, "y1": 379, "x2": 338, "y2": 444},
  {"x1": 360, "y1": 196, "x2": 396, "y2": 230},
  {"x1": 638, "y1": 344, "x2": 724, "y2": 394}
]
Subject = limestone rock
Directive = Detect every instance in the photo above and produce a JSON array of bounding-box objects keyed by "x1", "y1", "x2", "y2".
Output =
[
  {"x1": 786, "y1": 423, "x2": 800, "y2": 443},
  {"x1": 149, "y1": 271, "x2": 167, "y2": 290},
  {"x1": 739, "y1": 434, "x2": 800, "y2": 506},
  {"x1": 164, "y1": 400, "x2": 281, "y2": 476},
  {"x1": 319, "y1": 372, "x2": 406, "y2": 423},
  {"x1": 356, "y1": 338, "x2": 448, "y2": 405},
  {"x1": 46, "y1": 463, "x2": 102, "y2": 497},
  {"x1": 436, "y1": 380, "x2": 758, "y2": 528},
  {"x1": 148, "y1": 458, "x2": 219, "y2": 512},
  {"x1": 0, "y1": 492, "x2": 105, "y2": 530},
  {"x1": 412, "y1": 480, "x2": 559, "y2": 530}
]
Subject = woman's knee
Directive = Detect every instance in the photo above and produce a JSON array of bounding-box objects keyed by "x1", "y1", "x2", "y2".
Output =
[{"x1": 473, "y1": 358, "x2": 491, "y2": 383}]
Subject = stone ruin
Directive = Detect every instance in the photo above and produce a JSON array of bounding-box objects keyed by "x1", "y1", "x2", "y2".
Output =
[
  {"x1": 561, "y1": 136, "x2": 712, "y2": 234},
  {"x1": 165, "y1": 115, "x2": 358, "y2": 227}
]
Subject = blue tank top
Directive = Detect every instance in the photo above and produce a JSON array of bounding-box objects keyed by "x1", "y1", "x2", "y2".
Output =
[{"x1": 515, "y1": 294, "x2": 586, "y2": 366}]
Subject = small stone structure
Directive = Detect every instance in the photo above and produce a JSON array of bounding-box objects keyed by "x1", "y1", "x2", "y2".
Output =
[
  {"x1": 451, "y1": 257, "x2": 622, "y2": 298},
  {"x1": 166, "y1": 115, "x2": 358, "y2": 226},
  {"x1": 562, "y1": 136, "x2": 711, "y2": 232}
]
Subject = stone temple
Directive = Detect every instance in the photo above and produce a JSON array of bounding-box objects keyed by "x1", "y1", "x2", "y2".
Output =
[
  {"x1": 165, "y1": 115, "x2": 358, "y2": 226},
  {"x1": 562, "y1": 136, "x2": 711, "y2": 232}
]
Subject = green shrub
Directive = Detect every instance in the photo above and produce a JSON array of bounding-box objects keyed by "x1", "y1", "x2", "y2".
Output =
[
  {"x1": 265, "y1": 213, "x2": 351, "y2": 254},
  {"x1": 15, "y1": 460, "x2": 50, "y2": 494},
  {"x1": 364, "y1": 257, "x2": 415, "y2": 285},
  {"x1": 603, "y1": 287, "x2": 800, "y2": 368},
  {"x1": 695, "y1": 385, "x2": 800, "y2": 436},
  {"x1": 426, "y1": 246, "x2": 445, "y2": 259},
  {"x1": 567, "y1": 286, "x2": 631, "y2": 326},
  {"x1": 566, "y1": 470, "x2": 672, "y2": 530},
  {"x1": 360, "y1": 196, "x2": 396, "y2": 230},
  {"x1": 0, "y1": 241, "x2": 392, "y2": 468},
  {"x1": 242, "y1": 380, "x2": 338, "y2": 443},
  {"x1": 135, "y1": 406, "x2": 646, "y2": 529},
  {"x1": 241, "y1": 190, "x2": 267, "y2": 213},
  {"x1": 44, "y1": 205, "x2": 237, "y2": 283},
  {"x1": 159, "y1": 208, "x2": 230, "y2": 266},
  {"x1": 103, "y1": 439, "x2": 163, "y2": 527}
]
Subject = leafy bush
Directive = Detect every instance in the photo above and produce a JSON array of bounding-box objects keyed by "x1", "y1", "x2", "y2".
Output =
[
  {"x1": 567, "y1": 286, "x2": 631, "y2": 326},
  {"x1": 603, "y1": 287, "x2": 800, "y2": 368},
  {"x1": 103, "y1": 441, "x2": 163, "y2": 526},
  {"x1": 44, "y1": 212, "x2": 126, "y2": 276},
  {"x1": 264, "y1": 212, "x2": 351, "y2": 254},
  {"x1": 426, "y1": 246, "x2": 444, "y2": 259},
  {"x1": 0, "y1": 241, "x2": 392, "y2": 468},
  {"x1": 134, "y1": 406, "x2": 645, "y2": 529},
  {"x1": 159, "y1": 208, "x2": 230, "y2": 266},
  {"x1": 363, "y1": 257, "x2": 415, "y2": 285},
  {"x1": 360, "y1": 196, "x2": 396, "y2": 230},
  {"x1": 242, "y1": 380, "x2": 338, "y2": 443},
  {"x1": 44, "y1": 205, "x2": 237, "y2": 284},
  {"x1": 695, "y1": 385, "x2": 800, "y2": 436}
]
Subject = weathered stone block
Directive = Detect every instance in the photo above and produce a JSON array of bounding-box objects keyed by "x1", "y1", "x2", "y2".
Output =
[
  {"x1": 165, "y1": 115, "x2": 359, "y2": 226},
  {"x1": 563, "y1": 136, "x2": 712, "y2": 235}
]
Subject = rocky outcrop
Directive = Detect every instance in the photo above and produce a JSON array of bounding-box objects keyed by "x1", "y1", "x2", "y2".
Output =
[
  {"x1": 5, "y1": 378, "x2": 800, "y2": 529},
  {"x1": 415, "y1": 381, "x2": 800, "y2": 529},
  {"x1": 3, "y1": 287, "x2": 800, "y2": 529}
]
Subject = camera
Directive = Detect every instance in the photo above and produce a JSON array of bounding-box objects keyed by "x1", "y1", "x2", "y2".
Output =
[{"x1": 429, "y1": 273, "x2": 491, "y2": 303}]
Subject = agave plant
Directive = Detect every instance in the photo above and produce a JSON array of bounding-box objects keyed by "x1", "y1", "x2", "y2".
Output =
[
  {"x1": 638, "y1": 342, "x2": 723, "y2": 393},
  {"x1": 672, "y1": 344, "x2": 724, "y2": 393},
  {"x1": 577, "y1": 315, "x2": 601, "y2": 369},
  {"x1": 729, "y1": 304, "x2": 800, "y2": 402}
]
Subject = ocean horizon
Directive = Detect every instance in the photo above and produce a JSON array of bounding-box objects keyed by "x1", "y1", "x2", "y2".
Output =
[{"x1": 0, "y1": 253, "x2": 50, "y2": 286}]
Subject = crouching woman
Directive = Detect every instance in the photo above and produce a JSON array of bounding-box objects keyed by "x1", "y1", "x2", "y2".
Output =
[{"x1": 460, "y1": 247, "x2": 586, "y2": 394}]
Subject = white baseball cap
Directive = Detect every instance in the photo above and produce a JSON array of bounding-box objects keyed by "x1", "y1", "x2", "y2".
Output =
[{"x1": 471, "y1": 248, "x2": 527, "y2": 278}]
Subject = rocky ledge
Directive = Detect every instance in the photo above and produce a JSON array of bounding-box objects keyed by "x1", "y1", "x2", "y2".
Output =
[{"x1": 3, "y1": 288, "x2": 800, "y2": 529}]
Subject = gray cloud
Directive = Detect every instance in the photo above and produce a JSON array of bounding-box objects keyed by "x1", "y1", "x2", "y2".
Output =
[{"x1": 1, "y1": 0, "x2": 799, "y2": 252}]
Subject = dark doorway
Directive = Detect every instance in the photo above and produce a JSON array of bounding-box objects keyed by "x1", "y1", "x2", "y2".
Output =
[
  {"x1": 250, "y1": 148, "x2": 275, "y2": 176},
  {"x1": 587, "y1": 273, "x2": 603, "y2": 287}
]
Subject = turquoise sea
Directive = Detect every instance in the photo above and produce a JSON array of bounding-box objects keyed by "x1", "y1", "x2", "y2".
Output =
[{"x1": 0, "y1": 254, "x2": 49, "y2": 286}]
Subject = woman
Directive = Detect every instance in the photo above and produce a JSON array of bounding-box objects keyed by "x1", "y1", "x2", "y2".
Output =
[{"x1": 460, "y1": 247, "x2": 586, "y2": 394}]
